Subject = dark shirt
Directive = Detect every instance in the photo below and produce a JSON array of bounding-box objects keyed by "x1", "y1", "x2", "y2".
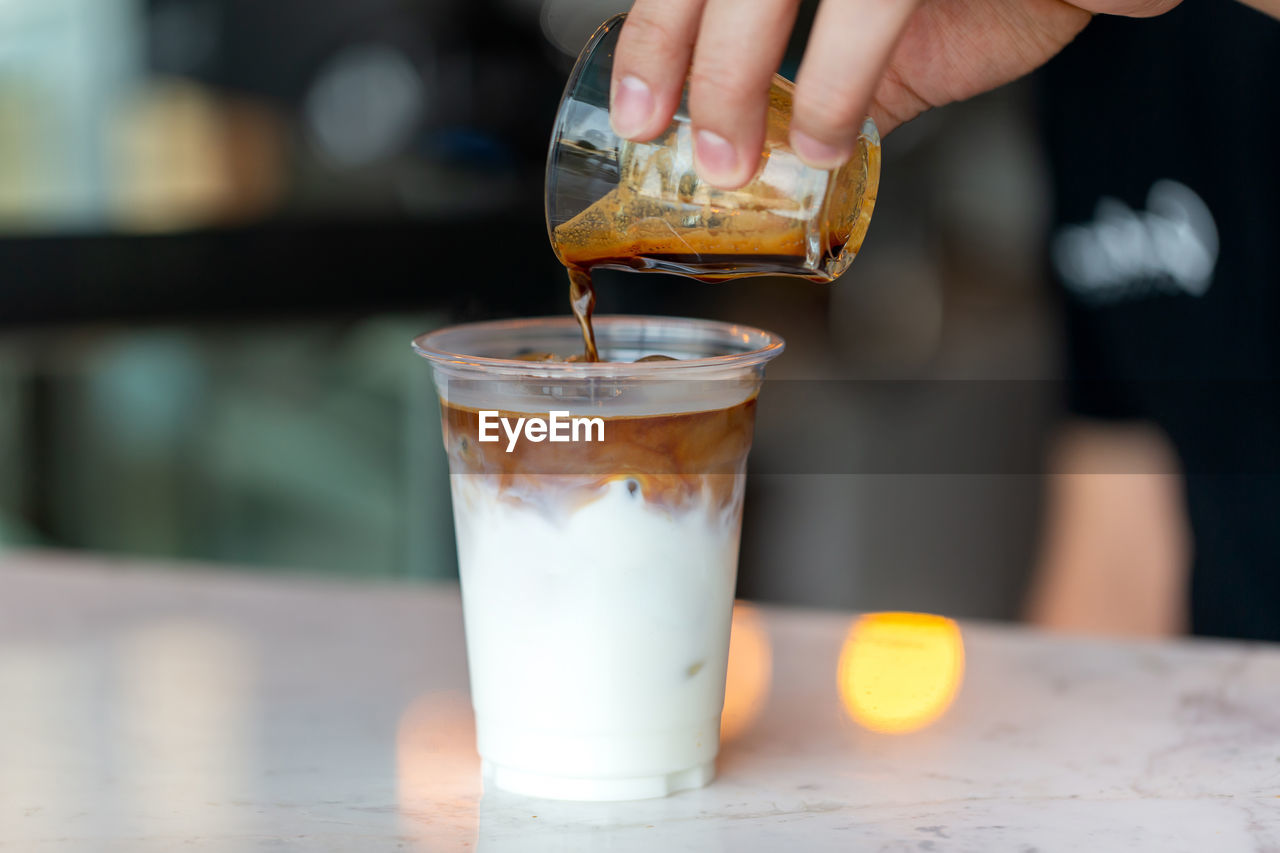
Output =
[{"x1": 1038, "y1": 0, "x2": 1280, "y2": 640}]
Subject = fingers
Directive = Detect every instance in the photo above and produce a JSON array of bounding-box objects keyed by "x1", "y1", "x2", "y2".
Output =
[
  {"x1": 790, "y1": 0, "x2": 919, "y2": 168},
  {"x1": 613, "y1": 0, "x2": 916, "y2": 184},
  {"x1": 610, "y1": 0, "x2": 706, "y2": 142},
  {"x1": 688, "y1": 0, "x2": 802, "y2": 189}
]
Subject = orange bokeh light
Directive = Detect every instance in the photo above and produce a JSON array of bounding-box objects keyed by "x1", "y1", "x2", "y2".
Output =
[
  {"x1": 720, "y1": 601, "x2": 772, "y2": 742},
  {"x1": 837, "y1": 612, "x2": 964, "y2": 734},
  {"x1": 396, "y1": 689, "x2": 480, "y2": 802}
]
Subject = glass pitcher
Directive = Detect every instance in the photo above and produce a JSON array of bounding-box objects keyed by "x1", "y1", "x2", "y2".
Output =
[{"x1": 546, "y1": 13, "x2": 881, "y2": 283}]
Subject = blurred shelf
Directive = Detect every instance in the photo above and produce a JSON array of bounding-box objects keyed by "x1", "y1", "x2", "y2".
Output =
[{"x1": 0, "y1": 214, "x2": 564, "y2": 327}]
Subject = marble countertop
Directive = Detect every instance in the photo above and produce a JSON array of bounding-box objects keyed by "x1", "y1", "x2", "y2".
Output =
[{"x1": 2, "y1": 551, "x2": 1278, "y2": 851}]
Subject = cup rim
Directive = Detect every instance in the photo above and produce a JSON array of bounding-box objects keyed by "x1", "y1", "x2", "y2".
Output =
[{"x1": 411, "y1": 315, "x2": 785, "y2": 377}]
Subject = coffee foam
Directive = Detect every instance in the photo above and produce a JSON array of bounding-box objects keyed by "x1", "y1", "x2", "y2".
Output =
[{"x1": 438, "y1": 376, "x2": 760, "y2": 418}]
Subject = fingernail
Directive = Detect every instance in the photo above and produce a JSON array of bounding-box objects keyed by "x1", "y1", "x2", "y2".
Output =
[
  {"x1": 611, "y1": 75, "x2": 655, "y2": 139},
  {"x1": 791, "y1": 129, "x2": 851, "y2": 169},
  {"x1": 694, "y1": 129, "x2": 740, "y2": 187}
]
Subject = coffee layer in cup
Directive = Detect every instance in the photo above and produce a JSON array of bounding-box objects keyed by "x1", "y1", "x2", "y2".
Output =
[{"x1": 440, "y1": 398, "x2": 756, "y2": 514}]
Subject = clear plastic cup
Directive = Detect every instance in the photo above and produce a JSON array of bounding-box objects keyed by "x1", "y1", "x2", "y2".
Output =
[
  {"x1": 546, "y1": 13, "x2": 881, "y2": 282},
  {"x1": 412, "y1": 315, "x2": 784, "y2": 800}
]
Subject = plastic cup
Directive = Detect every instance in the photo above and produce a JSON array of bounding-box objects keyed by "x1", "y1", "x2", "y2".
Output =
[{"x1": 412, "y1": 315, "x2": 784, "y2": 800}]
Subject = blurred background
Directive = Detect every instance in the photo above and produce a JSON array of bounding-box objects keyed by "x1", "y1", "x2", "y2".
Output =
[{"x1": 0, "y1": 0, "x2": 1063, "y2": 619}]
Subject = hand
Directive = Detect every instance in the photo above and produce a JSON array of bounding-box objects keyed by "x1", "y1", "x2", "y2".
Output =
[{"x1": 609, "y1": 0, "x2": 1180, "y2": 189}]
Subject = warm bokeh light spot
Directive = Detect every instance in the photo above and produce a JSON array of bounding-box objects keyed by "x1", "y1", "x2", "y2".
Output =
[
  {"x1": 720, "y1": 601, "x2": 772, "y2": 742},
  {"x1": 837, "y1": 612, "x2": 964, "y2": 734},
  {"x1": 396, "y1": 690, "x2": 480, "y2": 850},
  {"x1": 397, "y1": 690, "x2": 479, "y2": 802}
]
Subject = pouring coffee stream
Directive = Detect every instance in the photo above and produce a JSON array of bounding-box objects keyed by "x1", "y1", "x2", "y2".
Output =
[{"x1": 567, "y1": 267, "x2": 599, "y2": 362}]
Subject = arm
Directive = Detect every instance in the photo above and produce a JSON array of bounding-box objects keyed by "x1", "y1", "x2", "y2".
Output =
[
  {"x1": 1242, "y1": 0, "x2": 1280, "y2": 17},
  {"x1": 1024, "y1": 421, "x2": 1190, "y2": 636}
]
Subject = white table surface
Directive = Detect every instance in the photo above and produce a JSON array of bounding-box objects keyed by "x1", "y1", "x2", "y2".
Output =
[{"x1": 2, "y1": 551, "x2": 1278, "y2": 852}]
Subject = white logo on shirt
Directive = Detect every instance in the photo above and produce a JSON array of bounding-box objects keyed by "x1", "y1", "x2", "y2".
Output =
[{"x1": 1052, "y1": 179, "x2": 1218, "y2": 303}]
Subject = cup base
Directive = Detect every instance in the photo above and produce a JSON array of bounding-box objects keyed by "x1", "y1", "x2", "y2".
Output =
[{"x1": 481, "y1": 758, "x2": 715, "y2": 801}]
